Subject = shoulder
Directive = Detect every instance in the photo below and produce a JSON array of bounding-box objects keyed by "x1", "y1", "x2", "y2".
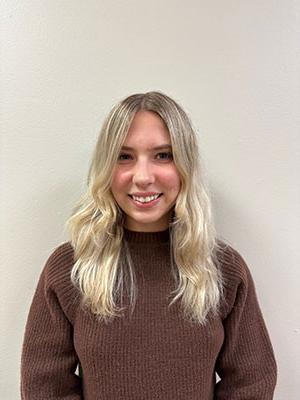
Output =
[
  {"x1": 215, "y1": 239, "x2": 256, "y2": 317},
  {"x1": 40, "y1": 242, "x2": 79, "y2": 315},
  {"x1": 41, "y1": 242, "x2": 75, "y2": 288},
  {"x1": 215, "y1": 239, "x2": 251, "y2": 287},
  {"x1": 43, "y1": 242, "x2": 75, "y2": 281}
]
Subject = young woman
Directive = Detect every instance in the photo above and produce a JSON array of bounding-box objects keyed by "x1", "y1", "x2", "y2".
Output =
[{"x1": 21, "y1": 91, "x2": 277, "y2": 399}]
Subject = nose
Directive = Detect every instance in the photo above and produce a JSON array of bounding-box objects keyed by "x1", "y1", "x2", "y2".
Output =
[{"x1": 132, "y1": 159, "x2": 155, "y2": 186}]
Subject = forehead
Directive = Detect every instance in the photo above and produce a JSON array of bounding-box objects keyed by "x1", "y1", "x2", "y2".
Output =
[{"x1": 123, "y1": 111, "x2": 171, "y2": 147}]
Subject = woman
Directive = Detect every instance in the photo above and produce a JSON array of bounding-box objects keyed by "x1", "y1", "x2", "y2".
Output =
[{"x1": 21, "y1": 91, "x2": 277, "y2": 399}]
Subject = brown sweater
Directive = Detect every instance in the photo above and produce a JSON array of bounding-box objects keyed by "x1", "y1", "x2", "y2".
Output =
[{"x1": 21, "y1": 228, "x2": 277, "y2": 399}]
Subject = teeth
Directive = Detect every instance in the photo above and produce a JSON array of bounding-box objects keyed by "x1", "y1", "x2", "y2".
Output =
[{"x1": 132, "y1": 194, "x2": 160, "y2": 203}]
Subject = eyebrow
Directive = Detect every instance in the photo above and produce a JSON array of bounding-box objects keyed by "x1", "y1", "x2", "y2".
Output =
[{"x1": 120, "y1": 144, "x2": 172, "y2": 151}]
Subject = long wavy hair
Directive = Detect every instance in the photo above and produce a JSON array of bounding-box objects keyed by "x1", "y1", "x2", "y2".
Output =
[{"x1": 65, "y1": 91, "x2": 226, "y2": 325}]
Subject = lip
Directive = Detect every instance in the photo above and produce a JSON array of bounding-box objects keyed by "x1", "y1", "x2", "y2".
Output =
[
  {"x1": 129, "y1": 192, "x2": 162, "y2": 197},
  {"x1": 128, "y1": 194, "x2": 163, "y2": 209}
]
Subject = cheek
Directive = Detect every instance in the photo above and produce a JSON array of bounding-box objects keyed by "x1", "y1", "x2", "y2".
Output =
[
  {"x1": 163, "y1": 168, "x2": 181, "y2": 188},
  {"x1": 111, "y1": 167, "x2": 181, "y2": 193},
  {"x1": 111, "y1": 171, "x2": 129, "y2": 191}
]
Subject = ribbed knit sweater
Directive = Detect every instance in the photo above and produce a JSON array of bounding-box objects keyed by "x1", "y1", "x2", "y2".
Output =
[{"x1": 21, "y1": 228, "x2": 277, "y2": 399}]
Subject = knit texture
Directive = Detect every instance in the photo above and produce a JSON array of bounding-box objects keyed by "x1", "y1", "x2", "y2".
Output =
[{"x1": 21, "y1": 229, "x2": 277, "y2": 399}]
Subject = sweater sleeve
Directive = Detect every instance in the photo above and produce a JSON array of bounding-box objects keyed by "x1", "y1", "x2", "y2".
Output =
[
  {"x1": 20, "y1": 243, "x2": 82, "y2": 399},
  {"x1": 214, "y1": 246, "x2": 277, "y2": 399}
]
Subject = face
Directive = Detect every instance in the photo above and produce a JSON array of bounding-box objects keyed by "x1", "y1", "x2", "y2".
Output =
[{"x1": 110, "y1": 110, "x2": 181, "y2": 232}]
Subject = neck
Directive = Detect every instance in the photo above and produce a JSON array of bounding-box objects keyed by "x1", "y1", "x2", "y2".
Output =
[{"x1": 123, "y1": 226, "x2": 170, "y2": 244}]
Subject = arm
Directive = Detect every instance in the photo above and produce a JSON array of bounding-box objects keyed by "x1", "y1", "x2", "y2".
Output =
[
  {"x1": 21, "y1": 246, "x2": 82, "y2": 399},
  {"x1": 214, "y1": 249, "x2": 277, "y2": 399}
]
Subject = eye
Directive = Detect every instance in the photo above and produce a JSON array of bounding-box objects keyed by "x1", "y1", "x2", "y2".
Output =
[
  {"x1": 118, "y1": 153, "x2": 132, "y2": 161},
  {"x1": 156, "y1": 152, "x2": 173, "y2": 160},
  {"x1": 117, "y1": 152, "x2": 173, "y2": 162}
]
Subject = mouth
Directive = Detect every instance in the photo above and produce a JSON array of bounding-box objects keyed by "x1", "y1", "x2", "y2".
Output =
[
  {"x1": 128, "y1": 193, "x2": 163, "y2": 200},
  {"x1": 128, "y1": 193, "x2": 163, "y2": 207}
]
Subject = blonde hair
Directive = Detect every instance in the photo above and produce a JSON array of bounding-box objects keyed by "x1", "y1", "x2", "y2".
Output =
[{"x1": 66, "y1": 91, "x2": 225, "y2": 325}]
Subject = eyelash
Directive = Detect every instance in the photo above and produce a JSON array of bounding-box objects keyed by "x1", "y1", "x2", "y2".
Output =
[{"x1": 118, "y1": 152, "x2": 173, "y2": 161}]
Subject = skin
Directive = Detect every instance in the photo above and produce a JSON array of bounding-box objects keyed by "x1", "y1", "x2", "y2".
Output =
[{"x1": 110, "y1": 110, "x2": 181, "y2": 232}]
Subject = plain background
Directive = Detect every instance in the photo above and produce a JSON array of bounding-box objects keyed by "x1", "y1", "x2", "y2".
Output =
[{"x1": 1, "y1": 1, "x2": 299, "y2": 399}]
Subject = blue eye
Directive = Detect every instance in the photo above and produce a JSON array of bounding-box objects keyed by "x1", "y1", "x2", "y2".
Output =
[
  {"x1": 118, "y1": 153, "x2": 132, "y2": 160},
  {"x1": 117, "y1": 152, "x2": 173, "y2": 162},
  {"x1": 156, "y1": 152, "x2": 173, "y2": 160}
]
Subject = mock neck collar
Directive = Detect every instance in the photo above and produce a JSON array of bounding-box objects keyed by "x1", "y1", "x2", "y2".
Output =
[{"x1": 123, "y1": 227, "x2": 170, "y2": 244}]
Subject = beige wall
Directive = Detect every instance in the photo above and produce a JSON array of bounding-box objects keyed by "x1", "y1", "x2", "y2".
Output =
[{"x1": 1, "y1": 1, "x2": 299, "y2": 398}]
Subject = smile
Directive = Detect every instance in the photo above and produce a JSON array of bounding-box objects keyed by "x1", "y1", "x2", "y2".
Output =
[
  {"x1": 130, "y1": 193, "x2": 162, "y2": 203},
  {"x1": 128, "y1": 194, "x2": 163, "y2": 208}
]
